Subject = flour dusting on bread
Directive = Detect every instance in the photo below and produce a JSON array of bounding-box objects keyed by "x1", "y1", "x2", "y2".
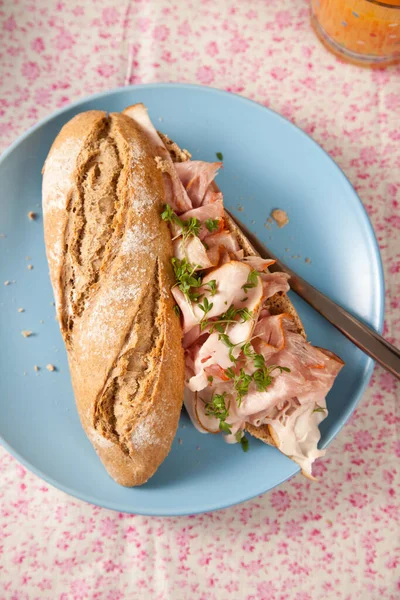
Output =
[
  {"x1": 131, "y1": 416, "x2": 160, "y2": 449},
  {"x1": 120, "y1": 224, "x2": 158, "y2": 256},
  {"x1": 42, "y1": 138, "x2": 81, "y2": 213},
  {"x1": 42, "y1": 111, "x2": 185, "y2": 487},
  {"x1": 88, "y1": 427, "x2": 114, "y2": 449}
]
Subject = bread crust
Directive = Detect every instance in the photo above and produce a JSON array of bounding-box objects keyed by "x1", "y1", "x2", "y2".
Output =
[{"x1": 42, "y1": 111, "x2": 185, "y2": 486}]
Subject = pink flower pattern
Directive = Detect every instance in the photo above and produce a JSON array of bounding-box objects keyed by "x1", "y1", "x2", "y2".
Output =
[{"x1": 0, "y1": 1, "x2": 399, "y2": 599}]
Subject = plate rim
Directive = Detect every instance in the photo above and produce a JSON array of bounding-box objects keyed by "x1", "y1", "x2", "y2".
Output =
[{"x1": 0, "y1": 83, "x2": 385, "y2": 516}]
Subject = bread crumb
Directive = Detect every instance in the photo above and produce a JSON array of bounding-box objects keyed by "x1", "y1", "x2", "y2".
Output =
[
  {"x1": 264, "y1": 223, "x2": 271, "y2": 230},
  {"x1": 28, "y1": 211, "x2": 37, "y2": 220},
  {"x1": 237, "y1": 204, "x2": 244, "y2": 212},
  {"x1": 18, "y1": 308, "x2": 24, "y2": 313},
  {"x1": 196, "y1": 445, "x2": 201, "y2": 451},
  {"x1": 178, "y1": 438, "x2": 182, "y2": 445},
  {"x1": 21, "y1": 330, "x2": 32, "y2": 338},
  {"x1": 27, "y1": 264, "x2": 33, "y2": 270},
  {"x1": 305, "y1": 257, "x2": 311, "y2": 264},
  {"x1": 285, "y1": 248, "x2": 290, "y2": 252},
  {"x1": 4, "y1": 281, "x2": 10, "y2": 286},
  {"x1": 34, "y1": 365, "x2": 39, "y2": 372},
  {"x1": 267, "y1": 217, "x2": 273, "y2": 224},
  {"x1": 271, "y1": 209, "x2": 289, "y2": 228},
  {"x1": 46, "y1": 364, "x2": 55, "y2": 372}
]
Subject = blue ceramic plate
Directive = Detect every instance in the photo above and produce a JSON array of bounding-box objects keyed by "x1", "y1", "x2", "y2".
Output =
[{"x1": 0, "y1": 84, "x2": 384, "y2": 516}]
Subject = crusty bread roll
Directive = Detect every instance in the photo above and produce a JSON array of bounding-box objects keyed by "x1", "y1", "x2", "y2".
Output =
[{"x1": 42, "y1": 111, "x2": 185, "y2": 486}]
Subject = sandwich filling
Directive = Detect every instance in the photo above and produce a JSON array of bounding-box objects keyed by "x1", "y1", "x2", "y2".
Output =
[{"x1": 124, "y1": 104, "x2": 344, "y2": 477}]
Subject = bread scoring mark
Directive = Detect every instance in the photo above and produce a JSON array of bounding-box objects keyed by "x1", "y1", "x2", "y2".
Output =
[
  {"x1": 82, "y1": 281, "x2": 142, "y2": 352},
  {"x1": 60, "y1": 121, "x2": 126, "y2": 340},
  {"x1": 93, "y1": 259, "x2": 167, "y2": 454},
  {"x1": 87, "y1": 426, "x2": 114, "y2": 449}
]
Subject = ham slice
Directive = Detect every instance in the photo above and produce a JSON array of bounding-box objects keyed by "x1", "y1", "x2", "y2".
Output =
[
  {"x1": 152, "y1": 149, "x2": 343, "y2": 476},
  {"x1": 242, "y1": 256, "x2": 276, "y2": 271},
  {"x1": 173, "y1": 237, "x2": 214, "y2": 270},
  {"x1": 205, "y1": 231, "x2": 240, "y2": 253},
  {"x1": 253, "y1": 314, "x2": 287, "y2": 359},
  {"x1": 172, "y1": 260, "x2": 253, "y2": 334},
  {"x1": 179, "y1": 201, "x2": 224, "y2": 240},
  {"x1": 261, "y1": 272, "x2": 290, "y2": 299},
  {"x1": 267, "y1": 401, "x2": 327, "y2": 478},
  {"x1": 175, "y1": 161, "x2": 222, "y2": 207},
  {"x1": 183, "y1": 388, "x2": 219, "y2": 434}
]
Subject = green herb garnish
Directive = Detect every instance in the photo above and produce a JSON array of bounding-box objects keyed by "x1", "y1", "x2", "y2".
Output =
[
  {"x1": 205, "y1": 280, "x2": 217, "y2": 296},
  {"x1": 225, "y1": 367, "x2": 236, "y2": 379},
  {"x1": 171, "y1": 257, "x2": 203, "y2": 302},
  {"x1": 182, "y1": 217, "x2": 201, "y2": 242},
  {"x1": 235, "y1": 431, "x2": 250, "y2": 452},
  {"x1": 240, "y1": 435, "x2": 249, "y2": 452},
  {"x1": 313, "y1": 404, "x2": 327, "y2": 414},
  {"x1": 161, "y1": 204, "x2": 182, "y2": 226},
  {"x1": 253, "y1": 364, "x2": 291, "y2": 393},
  {"x1": 218, "y1": 333, "x2": 238, "y2": 363},
  {"x1": 242, "y1": 269, "x2": 260, "y2": 293},
  {"x1": 198, "y1": 296, "x2": 213, "y2": 320},
  {"x1": 233, "y1": 368, "x2": 253, "y2": 406},
  {"x1": 216, "y1": 152, "x2": 224, "y2": 161},
  {"x1": 161, "y1": 204, "x2": 201, "y2": 243},
  {"x1": 173, "y1": 304, "x2": 181, "y2": 317},
  {"x1": 204, "y1": 393, "x2": 231, "y2": 433},
  {"x1": 206, "y1": 305, "x2": 253, "y2": 334},
  {"x1": 205, "y1": 218, "x2": 219, "y2": 233}
]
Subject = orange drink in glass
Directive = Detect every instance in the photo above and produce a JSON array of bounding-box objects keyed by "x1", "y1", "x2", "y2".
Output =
[{"x1": 311, "y1": 0, "x2": 400, "y2": 66}]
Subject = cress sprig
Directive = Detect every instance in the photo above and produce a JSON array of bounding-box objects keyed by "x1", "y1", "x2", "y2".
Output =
[
  {"x1": 171, "y1": 257, "x2": 203, "y2": 302},
  {"x1": 161, "y1": 204, "x2": 201, "y2": 243},
  {"x1": 203, "y1": 392, "x2": 232, "y2": 434}
]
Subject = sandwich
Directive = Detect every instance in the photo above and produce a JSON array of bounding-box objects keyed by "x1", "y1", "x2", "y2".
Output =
[{"x1": 42, "y1": 104, "x2": 343, "y2": 486}]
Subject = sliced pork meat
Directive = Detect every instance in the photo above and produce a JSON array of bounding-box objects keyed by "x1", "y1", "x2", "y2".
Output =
[
  {"x1": 173, "y1": 236, "x2": 215, "y2": 270},
  {"x1": 175, "y1": 161, "x2": 222, "y2": 207}
]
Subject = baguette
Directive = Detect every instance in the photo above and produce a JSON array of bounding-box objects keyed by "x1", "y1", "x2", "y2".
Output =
[{"x1": 42, "y1": 111, "x2": 185, "y2": 486}]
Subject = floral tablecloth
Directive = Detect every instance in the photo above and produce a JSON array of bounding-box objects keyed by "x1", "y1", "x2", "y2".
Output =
[{"x1": 0, "y1": 1, "x2": 399, "y2": 599}]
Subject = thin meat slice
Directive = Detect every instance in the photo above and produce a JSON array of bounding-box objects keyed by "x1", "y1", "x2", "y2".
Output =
[
  {"x1": 252, "y1": 313, "x2": 288, "y2": 359},
  {"x1": 205, "y1": 231, "x2": 240, "y2": 253},
  {"x1": 242, "y1": 256, "x2": 276, "y2": 271},
  {"x1": 261, "y1": 272, "x2": 290, "y2": 299},
  {"x1": 175, "y1": 161, "x2": 222, "y2": 207},
  {"x1": 179, "y1": 201, "x2": 224, "y2": 240},
  {"x1": 173, "y1": 237, "x2": 215, "y2": 270}
]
